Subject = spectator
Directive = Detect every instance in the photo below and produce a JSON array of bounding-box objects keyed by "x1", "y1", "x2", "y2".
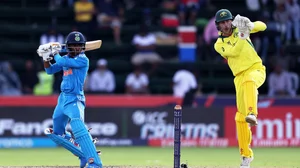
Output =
[
  {"x1": 0, "y1": 61, "x2": 22, "y2": 96},
  {"x1": 33, "y1": 69, "x2": 54, "y2": 96},
  {"x1": 134, "y1": 0, "x2": 161, "y2": 26},
  {"x1": 178, "y1": 0, "x2": 202, "y2": 25},
  {"x1": 290, "y1": 71, "x2": 299, "y2": 95},
  {"x1": 19, "y1": 60, "x2": 39, "y2": 94},
  {"x1": 88, "y1": 59, "x2": 116, "y2": 94},
  {"x1": 285, "y1": 0, "x2": 300, "y2": 44},
  {"x1": 246, "y1": 0, "x2": 260, "y2": 11},
  {"x1": 74, "y1": 0, "x2": 96, "y2": 39},
  {"x1": 49, "y1": 0, "x2": 62, "y2": 10},
  {"x1": 172, "y1": 68, "x2": 197, "y2": 98},
  {"x1": 162, "y1": 0, "x2": 178, "y2": 11},
  {"x1": 132, "y1": 24, "x2": 162, "y2": 75},
  {"x1": 49, "y1": 0, "x2": 75, "y2": 9},
  {"x1": 273, "y1": 3, "x2": 289, "y2": 44},
  {"x1": 203, "y1": 16, "x2": 219, "y2": 61},
  {"x1": 40, "y1": 25, "x2": 64, "y2": 45},
  {"x1": 257, "y1": 10, "x2": 282, "y2": 61},
  {"x1": 274, "y1": 0, "x2": 286, "y2": 6},
  {"x1": 268, "y1": 64, "x2": 295, "y2": 97},
  {"x1": 125, "y1": 66, "x2": 149, "y2": 94},
  {"x1": 96, "y1": 0, "x2": 124, "y2": 45},
  {"x1": 123, "y1": 0, "x2": 136, "y2": 10}
]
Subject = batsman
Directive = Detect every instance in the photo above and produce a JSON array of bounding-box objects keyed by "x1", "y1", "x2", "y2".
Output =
[
  {"x1": 214, "y1": 9, "x2": 266, "y2": 168},
  {"x1": 37, "y1": 31, "x2": 102, "y2": 168}
]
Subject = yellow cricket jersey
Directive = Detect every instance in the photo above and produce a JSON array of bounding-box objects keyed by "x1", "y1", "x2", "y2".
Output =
[
  {"x1": 74, "y1": 2, "x2": 94, "y2": 22},
  {"x1": 214, "y1": 21, "x2": 267, "y2": 76}
]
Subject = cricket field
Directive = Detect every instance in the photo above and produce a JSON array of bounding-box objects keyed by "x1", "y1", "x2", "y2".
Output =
[{"x1": 0, "y1": 147, "x2": 299, "y2": 168}]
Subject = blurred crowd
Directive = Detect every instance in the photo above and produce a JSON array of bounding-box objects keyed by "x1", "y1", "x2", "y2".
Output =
[{"x1": 0, "y1": 0, "x2": 299, "y2": 99}]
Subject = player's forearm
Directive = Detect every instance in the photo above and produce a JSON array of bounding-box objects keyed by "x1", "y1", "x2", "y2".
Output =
[
  {"x1": 44, "y1": 61, "x2": 62, "y2": 74},
  {"x1": 44, "y1": 61, "x2": 51, "y2": 68},
  {"x1": 250, "y1": 21, "x2": 267, "y2": 33},
  {"x1": 44, "y1": 65, "x2": 54, "y2": 75},
  {"x1": 218, "y1": 39, "x2": 246, "y2": 57}
]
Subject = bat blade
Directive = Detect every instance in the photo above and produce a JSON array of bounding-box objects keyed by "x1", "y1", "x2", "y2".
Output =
[{"x1": 85, "y1": 40, "x2": 102, "y2": 51}]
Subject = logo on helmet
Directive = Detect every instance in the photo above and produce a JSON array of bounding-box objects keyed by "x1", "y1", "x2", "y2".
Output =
[
  {"x1": 75, "y1": 34, "x2": 81, "y2": 41},
  {"x1": 220, "y1": 11, "x2": 227, "y2": 17}
]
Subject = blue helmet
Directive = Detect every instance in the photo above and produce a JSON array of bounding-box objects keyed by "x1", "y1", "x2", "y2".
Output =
[{"x1": 65, "y1": 31, "x2": 86, "y2": 50}]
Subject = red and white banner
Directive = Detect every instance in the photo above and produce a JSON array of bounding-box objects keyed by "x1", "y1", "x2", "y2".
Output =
[
  {"x1": 148, "y1": 138, "x2": 237, "y2": 147},
  {"x1": 225, "y1": 106, "x2": 300, "y2": 147},
  {"x1": 148, "y1": 106, "x2": 300, "y2": 147},
  {"x1": 148, "y1": 138, "x2": 300, "y2": 147}
]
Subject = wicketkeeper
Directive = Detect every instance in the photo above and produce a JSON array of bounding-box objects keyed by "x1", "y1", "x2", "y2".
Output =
[
  {"x1": 37, "y1": 31, "x2": 102, "y2": 168},
  {"x1": 214, "y1": 9, "x2": 267, "y2": 168}
]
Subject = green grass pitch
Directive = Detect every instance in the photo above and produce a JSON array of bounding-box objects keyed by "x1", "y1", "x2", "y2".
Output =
[{"x1": 0, "y1": 147, "x2": 299, "y2": 168}]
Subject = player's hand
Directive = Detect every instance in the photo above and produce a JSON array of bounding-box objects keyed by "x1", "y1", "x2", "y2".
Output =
[
  {"x1": 232, "y1": 14, "x2": 253, "y2": 29},
  {"x1": 49, "y1": 42, "x2": 62, "y2": 56},
  {"x1": 37, "y1": 44, "x2": 53, "y2": 62},
  {"x1": 42, "y1": 54, "x2": 53, "y2": 62},
  {"x1": 232, "y1": 14, "x2": 254, "y2": 40},
  {"x1": 37, "y1": 43, "x2": 51, "y2": 56}
]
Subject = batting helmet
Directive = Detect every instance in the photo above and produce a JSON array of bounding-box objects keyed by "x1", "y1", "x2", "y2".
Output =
[{"x1": 65, "y1": 31, "x2": 86, "y2": 50}]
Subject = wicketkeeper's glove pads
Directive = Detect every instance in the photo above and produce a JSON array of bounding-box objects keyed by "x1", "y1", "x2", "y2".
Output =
[{"x1": 232, "y1": 14, "x2": 254, "y2": 40}]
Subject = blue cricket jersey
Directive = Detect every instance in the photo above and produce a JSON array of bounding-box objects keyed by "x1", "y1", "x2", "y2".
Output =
[{"x1": 45, "y1": 53, "x2": 89, "y2": 98}]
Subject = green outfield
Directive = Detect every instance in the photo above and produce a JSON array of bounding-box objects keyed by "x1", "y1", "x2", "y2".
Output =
[{"x1": 0, "y1": 147, "x2": 299, "y2": 168}]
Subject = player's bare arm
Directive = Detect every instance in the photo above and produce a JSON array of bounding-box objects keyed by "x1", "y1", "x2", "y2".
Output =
[{"x1": 43, "y1": 61, "x2": 51, "y2": 68}]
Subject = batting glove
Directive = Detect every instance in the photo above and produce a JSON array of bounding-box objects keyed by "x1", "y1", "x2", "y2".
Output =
[
  {"x1": 49, "y1": 42, "x2": 62, "y2": 56},
  {"x1": 37, "y1": 43, "x2": 51, "y2": 56},
  {"x1": 37, "y1": 44, "x2": 53, "y2": 62}
]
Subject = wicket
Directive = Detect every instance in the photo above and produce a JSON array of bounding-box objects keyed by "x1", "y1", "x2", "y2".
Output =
[{"x1": 173, "y1": 105, "x2": 182, "y2": 168}]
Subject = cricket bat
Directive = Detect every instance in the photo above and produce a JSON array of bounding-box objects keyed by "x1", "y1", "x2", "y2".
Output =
[
  {"x1": 85, "y1": 40, "x2": 102, "y2": 51},
  {"x1": 60, "y1": 40, "x2": 102, "y2": 52}
]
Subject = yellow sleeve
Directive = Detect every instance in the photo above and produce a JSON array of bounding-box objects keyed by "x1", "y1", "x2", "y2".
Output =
[
  {"x1": 214, "y1": 38, "x2": 247, "y2": 58},
  {"x1": 250, "y1": 21, "x2": 267, "y2": 33}
]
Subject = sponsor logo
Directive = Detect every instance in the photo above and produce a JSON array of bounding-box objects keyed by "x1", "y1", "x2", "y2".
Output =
[
  {"x1": 95, "y1": 138, "x2": 133, "y2": 146},
  {"x1": 0, "y1": 138, "x2": 56, "y2": 148},
  {"x1": 132, "y1": 110, "x2": 220, "y2": 139},
  {"x1": 0, "y1": 118, "x2": 118, "y2": 137},
  {"x1": 225, "y1": 107, "x2": 300, "y2": 142},
  {"x1": 86, "y1": 122, "x2": 118, "y2": 136},
  {"x1": 63, "y1": 68, "x2": 73, "y2": 76},
  {"x1": 255, "y1": 112, "x2": 300, "y2": 139},
  {"x1": 0, "y1": 118, "x2": 53, "y2": 136},
  {"x1": 220, "y1": 11, "x2": 227, "y2": 17}
]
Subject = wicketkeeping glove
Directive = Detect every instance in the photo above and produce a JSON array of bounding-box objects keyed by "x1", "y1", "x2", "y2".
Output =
[{"x1": 232, "y1": 14, "x2": 254, "y2": 39}]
